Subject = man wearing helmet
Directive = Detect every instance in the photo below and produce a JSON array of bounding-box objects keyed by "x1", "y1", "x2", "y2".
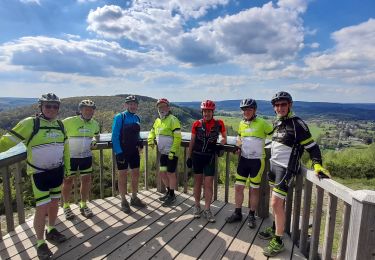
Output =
[
  {"x1": 225, "y1": 98, "x2": 273, "y2": 228},
  {"x1": 112, "y1": 95, "x2": 146, "y2": 213},
  {"x1": 186, "y1": 100, "x2": 227, "y2": 223},
  {"x1": 148, "y1": 98, "x2": 182, "y2": 206},
  {"x1": 61, "y1": 99, "x2": 100, "y2": 220},
  {"x1": 0, "y1": 93, "x2": 69, "y2": 259},
  {"x1": 260, "y1": 91, "x2": 330, "y2": 257}
]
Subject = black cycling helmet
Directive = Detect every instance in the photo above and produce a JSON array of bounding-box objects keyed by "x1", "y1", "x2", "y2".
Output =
[
  {"x1": 125, "y1": 95, "x2": 139, "y2": 104},
  {"x1": 240, "y1": 98, "x2": 257, "y2": 110},
  {"x1": 38, "y1": 93, "x2": 60, "y2": 105},
  {"x1": 271, "y1": 91, "x2": 293, "y2": 105},
  {"x1": 79, "y1": 99, "x2": 96, "y2": 109}
]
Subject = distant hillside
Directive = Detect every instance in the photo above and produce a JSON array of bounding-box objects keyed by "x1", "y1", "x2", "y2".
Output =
[
  {"x1": 175, "y1": 100, "x2": 375, "y2": 121},
  {"x1": 0, "y1": 95, "x2": 201, "y2": 133},
  {"x1": 0, "y1": 97, "x2": 38, "y2": 112}
]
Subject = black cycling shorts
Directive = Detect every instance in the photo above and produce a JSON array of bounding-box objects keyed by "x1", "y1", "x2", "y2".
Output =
[
  {"x1": 268, "y1": 162, "x2": 294, "y2": 199},
  {"x1": 159, "y1": 154, "x2": 178, "y2": 173},
  {"x1": 236, "y1": 157, "x2": 265, "y2": 188},
  {"x1": 116, "y1": 152, "x2": 140, "y2": 170},
  {"x1": 192, "y1": 152, "x2": 215, "y2": 177},
  {"x1": 70, "y1": 157, "x2": 93, "y2": 175}
]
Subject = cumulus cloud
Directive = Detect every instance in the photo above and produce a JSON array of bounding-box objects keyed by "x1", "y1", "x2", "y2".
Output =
[
  {"x1": 87, "y1": 0, "x2": 307, "y2": 66},
  {"x1": 304, "y1": 19, "x2": 375, "y2": 84},
  {"x1": 0, "y1": 36, "x2": 151, "y2": 76}
]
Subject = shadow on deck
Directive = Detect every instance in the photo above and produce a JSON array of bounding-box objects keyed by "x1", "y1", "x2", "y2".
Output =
[{"x1": 0, "y1": 190, "x2": 305, "y2": 260}]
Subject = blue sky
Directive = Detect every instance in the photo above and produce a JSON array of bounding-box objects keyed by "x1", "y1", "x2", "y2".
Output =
[{"x1": 0, "y1": 0, "x2": 374, "y2": 103}]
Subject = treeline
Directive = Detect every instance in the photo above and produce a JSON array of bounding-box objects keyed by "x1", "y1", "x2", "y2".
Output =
[{"x1": 0, "y1": 94, "x2": 201, "y2": 133}]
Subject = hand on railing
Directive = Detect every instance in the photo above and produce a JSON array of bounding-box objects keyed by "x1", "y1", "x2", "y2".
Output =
[
  {"x1": 186, "y1": 157, "x2": 192, "y2": 168},
  {"x1": 90, "y1": 140, "x2": 97, "y2": 149},
  {"x1": 216, "y1": 145, "x2": 225, "y2": 157},
  {"x1": 147, "y1": 141, "x2": 155, "y2": 149},
  {"x1": 314, "y1": 163, "x2": 331, "y2": 180}
]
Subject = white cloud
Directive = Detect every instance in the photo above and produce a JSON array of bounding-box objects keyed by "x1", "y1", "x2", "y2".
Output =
[
  {"x1": 87, "y1": 1, "x2": 307, "y2": 66},
  {"x1": 303, "y1": 19, "x2": 375, "y2": 84},
  {"x1": 0, "y1": 36, "x2": 152, "y2": 76},
  {"x1": 19, "y1": 0, "x2": 41, "y2": 5}
]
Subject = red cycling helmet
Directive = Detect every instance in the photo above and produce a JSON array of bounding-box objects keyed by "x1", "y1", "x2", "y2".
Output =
[
  {"x1": 201, "y1": 100, "x2": 216, "y2": 111},
  {"x1": 156, "y1": 98, "x2": 170, "y2": 106}
]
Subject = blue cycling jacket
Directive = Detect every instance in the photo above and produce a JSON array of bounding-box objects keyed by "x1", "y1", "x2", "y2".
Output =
[{"x1": 112, "y1": 110, "x2": 141, "y2": 155}]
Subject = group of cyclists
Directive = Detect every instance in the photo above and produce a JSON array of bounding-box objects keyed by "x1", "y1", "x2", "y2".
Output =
[{"x1": 0, "y1": 91, "x2": 330, "y2": 259}]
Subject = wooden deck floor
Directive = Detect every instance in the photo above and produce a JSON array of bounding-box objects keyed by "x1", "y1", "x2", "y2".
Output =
[{"x1": 0, "y1": 190, "x2": 306, "y2": 260}]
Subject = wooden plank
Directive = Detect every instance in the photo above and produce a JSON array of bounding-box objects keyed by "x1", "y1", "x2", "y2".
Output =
[
  {"x1": 272, "y1": 233, "x2": 303, "y2": 260},
  {"x1": 127, "y1": 200, "x2": 225, "y2": 260},
  {"x1": 322, "y1": 193, "x2": 338, "y2": 260},
  {"x1": 2, "y1": 197, "x2": 113, "y2": 259},
  {"x1": 292, "y1": 174, "x2": 303, "y2": 243},
  {"x1": 195, "y1": 204, "x2": 245, "y2": 259},
  {"x1": 245, "y1": 216, "x2": 273, "y2": 260},
  {"x1": 102, "y1": 193, "x2": 194, "y2": 260},
  {"x1": 303, "y1": 167, "x2": 354, "y2": 205},
  {"x1": 175, "y1": 203, "x2": 236, "y2": 259},
  {"x1": 2, "y1": 166, "x2": 15, "y2": 233},
  {"x1": 299, "y1": 179, "x2": 312, "y2": 256},
  {"x1": 56, "y1": 191, "x2": 168, "y2": 259},
  {"x1": 309, "y1": 186, "x2": 324, "y2": 260},
  {"x1": 291, "y1": 243, "x2": 307, "y2": 260},
  {"x1": 14, "y1": 162, "x2": 25, "y2": 225},
  {"x1": 336, "y1": 202, "x2": 351, "y2": 260},
  {"x1": 221, "y1": 215, "x2": 261, "y2": 260}
]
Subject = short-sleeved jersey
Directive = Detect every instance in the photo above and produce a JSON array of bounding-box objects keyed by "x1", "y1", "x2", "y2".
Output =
[
  {"x1": 148, "y1": 113, "x2": 182, "y2": 155},
  {"x1": 63, "y1": 115, "x2": 100, "y2": 158},
  {"x1": 0, "y1": 116, "x2": 70, "y2": 175},
  {"x1": 191, "y1": 118, "x2": 226, "y2": 154},
  {"x1": 237, "y1": 117, "x2": 273, "y2": 159}
]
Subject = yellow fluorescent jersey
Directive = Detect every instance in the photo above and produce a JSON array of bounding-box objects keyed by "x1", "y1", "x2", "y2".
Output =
[
  {"x1": 63, "y1": 115, "x2": 100, "y2": 158},
  {"x1": 237, "y1": 117, "x2": 273, "y2": 159},
  {"x1": 0, "y1": 116, "x2": 70, "y2": 175},
  {"x1": 148, "y1": 113, "x2": 182, "y2": 155}
]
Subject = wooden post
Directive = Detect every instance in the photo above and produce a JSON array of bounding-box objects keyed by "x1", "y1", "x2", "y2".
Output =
[
  {"x1": 257, "y1": 150, "x2": 270, "y2": 218},
  {"x1": 99, "y1": 148, "x2": 104, "y2": 199},
  {"x1": 300, "y1": 179, "x2": 313, "y2": 256},
  {"x1": 2, "y1": 167, "x2": 15, "y2": 233},
  {"x1": 336, "y1": 202, "x2": 351, "y2": 260},
  {"x1": 183, "y1": 147, "x2": 188, "y2": 194},
  {"x1": 144, "y1": 143, "x2": 149, "y2": 191},
  {"x1": 111, "y1": 150, "x2": 117, "y2": 196},
  {"x1": 284, "y1": 178, "x2": 294, "y2": 235},
  {"x1": 156, "y1": 149, "x2": 164, "y2": 193},
  {"x1": 292, "y1": 173, "x2": 303, "y2": 243},
  {"x1": 345, "y1": 190, "x2": 375, "y2": 260},
  {"x1": 322, "y1": 193, "x2": 338, "y2": 260},
  {"x1": 309, "y1": 186, "x2": 324, "y2": 260},
  {"x1": 224, "y1": 151, "x2": 230, "y2": 203},
  {"x1": 213, "y1": 154, "x2": 218, "y2": 201},
  {"x1": 14, "y1": 162, "x2": 25, "y2": 225}
]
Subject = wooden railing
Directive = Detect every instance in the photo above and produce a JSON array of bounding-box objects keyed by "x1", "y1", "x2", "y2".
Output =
[{"x1": 0, "y1": 132, "x2": 374, "y2": 260}]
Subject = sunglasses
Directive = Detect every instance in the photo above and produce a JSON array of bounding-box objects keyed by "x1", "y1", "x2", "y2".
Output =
[
  {"x1": 273, "y1": 102, "x2": 288, "y2": 108},
  {"x1": 44, "y1": 104, "x2": 60, "y2": 110}
]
